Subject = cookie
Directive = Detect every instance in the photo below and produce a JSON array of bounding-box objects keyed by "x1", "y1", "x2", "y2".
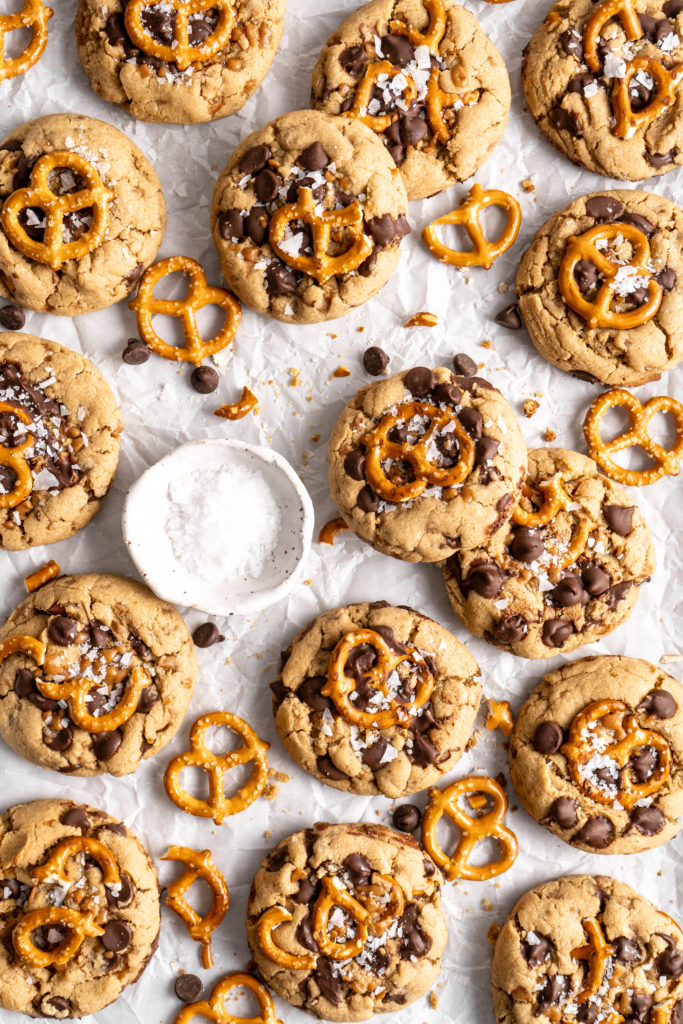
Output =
[
  {"x1": 0, "y1": 573, "x2": 197, "y2": 776},
  {"x1": 328, "y1": 365, "x2": 527, "y2": 563},
  {"x1": 0, "y1": 113, "x2": 165, "y2": 315},
  {"x1": 210, "y1": 109, "x2": 409, "y2": 324},
  {"x1": 516, "y1": 189, "x2": 683, "y2": 387},
  {"x1": 443, "y1": 447, "x2": 655, "y2": 659},
  {"x1": 492, "y1": 874, "x2": 683, "y2": 1024},
  {"x1": 0, "y1": 798, "x2": 160, "y2": 1019},
  {"x1": 271, "y1": 601, "x2": 481, "y2": 798},
  {"x1": 522, "y1": 0, "x2": 683, "y2": 180},
  {"x1": 510, "y1": 656, "x2": 683, "y2": 854},
  {"x1": 75, "y1": 0, "x2": 285, "y2": 124},
  {"x1": 246, "y1": 822, "x2": 446, "y2": 1021},
  {"x1": 0, "y1": 332, "x2": 123, "y2": 550},
  {"x1": 311, "y1": 0, "x2": 511, "y2": 201}
]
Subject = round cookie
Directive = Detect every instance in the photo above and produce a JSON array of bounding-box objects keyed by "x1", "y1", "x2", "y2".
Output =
[
  {"x1": 0, "y1": 333, "x2": 123, "y2": 550},
  {"x1": 0, "y1": 798, "x2": 160, "y2": 1019},
  {"x1": 75, "y1": 0, "x2": 286, "y2": 125},
  {"x1": 0, "y1": 113, "x2": 166, "y2": 315},
  {"x1": 328, "y1": 365, "x2": 527, "y2": 563},
  {"x1": 0, "y1": 573, "x2": 197, "y2": 776},
  {"x1": 210, "y1": 109, "x2": 409, "y2": 324},
  {"x1": 510, "y1": 656, "x2": 683, "y2": 854},
  {"x1": 311, "y1": 0, "x2": 511, "y2": 201},
  {"x1": 492, "y1": 874, "x2": 683, "y2": 1024},
  {"x1": 443, "y1": 448, "x2": 655, "y2": 659},
  {"x1": 522, "y1": 0, "x2": 683, "y2": 180},
  {"x1": 516, "y1": 190, "x2": 683, "y2": 387},
  {"x1": 271, "y1": 601, "x2": 481, "y2": 798},
  {"x1": 246, "y1": 822, "x2": 446, "y2": 1021}
]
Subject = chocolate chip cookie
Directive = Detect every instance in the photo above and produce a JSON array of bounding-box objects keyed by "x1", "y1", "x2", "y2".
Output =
[
  {"x1": 210, "y1": 109, "x2": 410, "y2": 324},
  {"x1": 510, "y1": 656, "x2": 683, "y2": 854},
  {"x1": 271, "y1": 602, "x2": 481, "y2": 798},
  {"x1": 311, "y1": 0, "x2": 511, "y2": 200},
  {"x1": 246, "y1": 822, "x2": 446, "y2": 1021},
  {"x1": 0, "y1": 332, "x2": 123, "y2": 550},
  {"x1": 75, "y1": 0, "x2": 285, "y2": 124},
  {"x1": 492, "y1": 874, "x2": 683, "y2": 1024},
  {"x1": 516, "y1": 190, "x2": 683, "y2": 387},
  {"x1": 328, "y1": 365, "x2": 527, "y2": 563},
  {"x1": 0, "y1": 113, "x2": 166, "y2": 315},
  {"x1": 0, "y1": 798, "x2": 160, "y2": 1018},
  {"x1": 522, "y1": 0, "x2": 683, "y2": 180},
  {"x1": 443, "y1": 447, "x2": 655, "y2": 658},
  {"x1": 0, "y1": 573, "x2": 197, "y2": 776}
]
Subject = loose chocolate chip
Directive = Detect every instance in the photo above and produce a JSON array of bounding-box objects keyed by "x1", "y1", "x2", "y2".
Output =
[
  {"x1": 122, "y1": 338, "x2": 150, "y2": 365},
  {"x1": 492, "y1": 614, "x2": 528, "y2": 645},
  {"x1": 45, "y1": 728, "x2": 73, "y2": 751},
  {"x1": 522, "y1": 933, "x2": 554, "y2": 965},
  {"x1": 630, "y1": 806, "x2": 665, "y2": 836},
  {"x1": 656, "y1": 267, "x2": 676, "y2": 291},
  {"x1": 618, "y1": 213, "x2": 656, "y2": 237},
  {"x1": 549, "y1": 796, "x2": 578, "y2": 828},
  {"x1": 560, "y1": 29, "x2": 583, "y2": 58},
  {"x1": 357, "y1": 485, "x2": 379, "y2": 513},
  {"x1": 533, "y1": 721, "x2": 564, "y2": 754},
  {"x1": 92, "y1": 730, "x2": 123, "y2": 761},
  {"x1": 494, "y1": 303, "x2": 522, "y2": 330},
  {"x1": 550, "y1": 575, "x2": 589, "y2": 607},
  {"x1": 244, "y1": 206, "x2": 269, "y2": 245},
  {"x1": 573, "y1": 815, "x2": 614, "y2": 849},
  {"x1": 452, "y1": 352, "x2": 478, "y2": 376},
  {"x1": 509, "y1": 526, "x2": 544, "y2": 563},
  {"x1": 254, "y1": 168, "x2": 281, "y2": 203},
  {"x1": 381, "y1": 33, "x2": 415, "y2": 66},
  {"x1": 339, "y1": 44, "x2": 367, "y2": 74},
  {"x1": 581, "y1": 564, "x2": 611, "y2": 596},
  {"x1": 343, "y1": 449, "x2": 366, "y2": 481},
  {"x1": 0, "y1": 304, "x2": 25, "y2": 331},
  {"x1": 363, "y1": 345, "x2": 389, "y2": 376},
  {"x1": 218, "y1": 209, "x2": 244, "y2": 241},
  {"x1": 393, "y1": 804, "x2": 421, "y2": 833},
  {"x1": 239, "y1": 144, "x2": 271, "y2": 176},
  {"x1": 645, "y1": 146, "x2": 680, "y2": 168},
  {"x1": 190, "y1": 366, "x2": 219, "y2": 394},
  {"x1": 62, "y1": 807, "x2": 90, "y2": 832},
  {"x1": 432, "y1": 382, "x2": 462, "y2": 406},
  {"x1": 585, "y1": 195, "x2": 625, "y2": 221},
  {"x1": 568, "y1": 71, "x2": 597, "y2": 94},
  {"x1": 458, "y1": 407, "x2": 483, "y2": 438},
  {"x1": 542, "y1": 619, "x2": 573, "y2": 648},
  {"x1": 637, "y1": 689, "x2": 677, "y2": 719},
  {"x1": 192, "y1": 622, "x2": 223, "y2": 647},
  {"x1": 404, "y1": 366, "x2": 435, "y2": 397},
  {"x1": 102, "y1": 920, "x2": 132, "y2": 952},
  {"x1": 574, "y1": 258, "x2": 600, "y2": 293},
  {"x1": 314, "y1": 959, "x2": 342, "y2": 1005},
  {"x1": 48, "y1": 616, "x2": 79, "y2": 646},
  {"x1": 550, "y1": 106, "x2": 583, "y2": 137},
  {"x1": 361, "y1": 738, "x2": 389, "y2": 770},
  {"x1": 613, "y1": 936, "x2": 642, "y2": 963},
  {"x1": 299, "y1": 142, "x2": 329, "y2": 171},
  {"x1": 466, "y1": 561, "x2": 506, "y2": 599},
  {"x1": 630, "y1": 747, "x2": 657, "y2": 782},
  {"x1": 316, "y1": 755, "x2": 347, "y2": 781},
  {"x1": 603, "y1": 504, "x2": 635, "y2": 536},
  {"x1": 657, "y1": 946, "x2": 683, "y2": 978},
  {"x1": 175, "y1": 974, "x2": 203, "y2": 1003},
  {"x1": 265, "y1": 263, "x2": 297, "y2": 297}
]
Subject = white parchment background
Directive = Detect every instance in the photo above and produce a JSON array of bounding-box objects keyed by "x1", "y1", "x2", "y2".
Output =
[{"x1": 0, "y1": 1, "x2": 682, "y2": 1022}]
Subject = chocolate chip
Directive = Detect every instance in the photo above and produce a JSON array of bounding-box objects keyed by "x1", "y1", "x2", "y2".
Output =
[
  {"x1": 407, "y1": 733, "x2": 439, "y2": 767},
  {"x1": 400, "y1": 113, "x2": 428, "y2": 146},
  {"x1": 136, "y1": 686, "x2": 158, "y2": 714},
  {"x1": 639, "y1": 12, "x2": 659, "y2": 38},
  {"x1": 102, "y1": 920, "x2": 132, "y2": 952},
  {"x1": 458, "y1": 407, "x2": 483, "y2": 438},
  {"x1": 105, "y1": 12, "x2": 126, "y2": 46},
  {"x1": 657, "y1": 946, "x2": 683, "y2": 978},
  {"x1": 44, "y1": 997, "x2": 71, "y2": 1016},
  {"x1": 130, "y1": 636, "x2": 152, "y2": 661},
  {"x1": 533, "y1": 721, "x2": 564, "y2": 754},
  {"x1": 254, "y1": 168, "x2": 281, "y2": 203},
  {"x1": 631, "y1": 992, "x2": 653, "y2": 1019},
  {"x1": 299, "y1": 142, "x2": 329, "y2": 171},
  {"x1": 89, "y1": 624, "x2": 110, "y2": 648},
  {"x1": 239, "y1": 145, "x2": 271, "y2": 176},
  {"x1": 106, "y1": 873, "x2": 134, "y2": 908},
  {"x1": 452, "y1": 352, "x2": 478, "y2": 376},
  {"x1": 363, "y1": 346, "x2": 389, "y2": 376},
  {"x1": 265, "y1": 263, "x2": 297, "y2": 297},
  {"x1": 48, "y1": 616, "x2": 79, "y2": 646},
  {"x1": 492, "y1": 614, "x2": 528, "y2": 645},
  {"x1": 399, "y1": 903, "x2": 432, "y2": 958},
  {"x1": 522, "y1": 933, "x2": 554, "y2": 965},
  {"x1": 613, "y1": 936, "x2": 642, "y2": 963},
  {"x1": 550, "y1": 106, "x2": 583, "y2": 137},
  {"x1": 630, "y1": 806, "x2": 665, "y2": 836},
  {"x1": 568, "y1": 71, "x2": 597, "y2": 94},
  {"x1": 245, "y1": 206, "x2": 269, "y2": 245},
  {"x1": 190, "y1": 366, "x2": 219, "y2": 394},
  {"x1": 192, "y1": 622, "x2": 223, "y2": 647},
  {"x1": 537, "y1": 975, "x2": 570, "y2": 1013},
  {"x1": 574, "y1": 258, "x2": 600, "y2": 293},
  {"x1": 344, "y1": 449, "x2": 366, "y2": 480},
  {"x1": 608, "y1": 580, "x2": 633, "y2": 609},
  {"x1": 313, "y1": 959, "x2": 342, "y2": 1005},
  {"x1": 645, "y1": 146, "x2": 680, "y2": 168},
  {"x1": 92, "y1": 730, "x2": 123, "y2": 761},
  {"x1": 175, "y1": 974, "x2": 203, "y2": 1003},
  {"x1": 637, "y1": 689, "x2": 677, "y2": 719},
  {"x1": 343, "y1": 852, "x2": 372, "y2": 885},
  {"x1": 560, "y1": 28, "x2": 583, "y2": 58},
  {"x1": 656, "y1": 267, "x2": 676, "y2": 291},
  {"x1": 393, "y1": 804, "x2": 421, "y2": 833},
  {"x1": 381, "y1": 34, "x2": 415, "y2": 66},
  {"x1": 61, "y1": 807, "x2": 90, "y2": 832},
  {"x1": 578, "y1": 1007, "x2": 599, "y2": 1024},
  {"x1": 581, "y1": 563, "x2": 611, "y2": 596},
  {"x1": 494, "y1": 303, "x2": 522, "y2": 330},
  {"x1": 316, "y1": 755, "x2": 347, "y2": 781},
  {"x1": 630, "y1": 747, "x2": 657, "y2": 783},
  {"x1": 618, "y1": 213, "x2": 656, "y2": 237},
  {"x1": 664, "y1": 0, "x2": 683, "y2": 14},
  {"x1": 14, "y1": 668, "x2": 36, "y2": 698},
  {"x1": 361, "y1": 739, "x2": 388, "y2": 770},
  {"x1": 293, "y1": 876, "x2": 316, "y2": 904},
  {"x1": 466, "y1": 561, "x2": 506, "y2": 599},
  {"x1": 295, "y1": 676, "x2": 333, "y2": 714},
  {"x1": 550, "y1": 575, "x2": 589, "y2": 607},
  {"x1": 509, "y1": 526, "x2": 544, "y2": 563},
  {"x1": 603, "y1": 504, "x2": 635, "y2": 536},
  {"x1": 0, "y1": 305, "x2": 25, "y2": 331},
  {"x1": 573, "y1": 815, "x2": 614, "y2": 849},
  {"x1": 542, "y1": 619, "x2": 573, "y2": 648},
  {"x1": 218, "y1": 209, "x2": 244, "y2": 241},
  {"x1": 339, "y1": 44, "x2": 368, "y2": 74},
  {"x1": 45, "y1": 728, "x2": 73, "y2": 751},
  {"x1": 432, "y1": 382, "x2": 462, "y2": 406},
  {"x1": 357, "y1": 485, "x2": 379, "y2": 513},
  {"x1": 549, "y1": 796, "x2": 578, "y2": 828},
  {"x1": 366, "y1": 213, "x2": 410, "y2": 248},
  {"x1": 585, "y1": 196, "x2": 625, "y2": 221}
]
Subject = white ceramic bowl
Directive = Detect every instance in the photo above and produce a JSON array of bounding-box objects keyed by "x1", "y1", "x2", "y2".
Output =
[{"x1": 122, "y1": 439, "x2": 314, "y2": 616}]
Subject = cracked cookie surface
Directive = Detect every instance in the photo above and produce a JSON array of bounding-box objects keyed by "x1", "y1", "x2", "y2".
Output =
[
  {"x1": 0, "y1": 573, "x2": 197, "y2": 776},
  {"x1": 271, "y1": 601, "x2": 481, "y2": 797},
  {"x1": 0, "y1": 332, "x2": 123, "y2": 550}
]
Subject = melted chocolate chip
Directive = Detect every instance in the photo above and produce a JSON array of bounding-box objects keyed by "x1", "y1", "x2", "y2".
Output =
[
  {"x1": 637, "y1": 689, "x2": 677, "y2": 719},
  {"x1": 45, "y1": 727, "x2": 73, "y2": 751},
  {"x1": 560, "y1": 29, "x2": 583, "y2": 58},
  {"x1": 494, "y1": 303, "x2": 522, "y2": 330},
  {"x1": 645, "y1": 146, "x2": 680, "y2": 168},
  {"x1": 0, "y1": 878, "x2": 20, "y2": 899},
  {"x1": 522, "y1": 933, "x2": 554, "y2": 965},
  {"x1": 102, "y1": 920, "x2": 132, "y2": 952},
  {"x1": 218, "y1": 209, "x2": 244, "y2": 241},
  {"x1": 533, "y1": 721, "x2": 564, "y2": 754},
  {"x1": 61, "y1": 807, "x2": 90, "y2": 832},
  {"x1": 393, "y1": 804, "x2": 421, "y2": 833},
  {"x1": 254, "y1": 168, "x2": 282, "y2": 203},
  {"x1": 613, "y1": 936, "x2": 642, "y2": 963},
  {"x1": 542, "y1": 619, "x2": 573, "y2": 649},
  {"x1": 192, "y1": 622, "x2": 223, "y2": 648},
  {"x1": 432, "y1": 382, "x2": 461, "y2": 406},
  {"x1": 492, "y1": 614, "x2": 528, "y2": 645},
  {"x1": 629, "y1": 805, "x2": 665, "y2": 836},
  {"x1": 550, "y1": 106, "x2": 583, "y2": 137},
  {"x1": 245, "y1": 206, "x2": 269, "y2": 245},
  {"x1": 459, "y1": 407, "x2": 483, "y2": 439},
  {"x1": 537, "y1": 975, "x2": 570, "y2": 1014},
  {"x1": 452, "y1": 352, "x2": 478, "y2": 376},
  {"x1": 399, "y1": 903, "x2": 432, "y2": 958},
  {"x1": 550, "y1": 575, "x2": 589, "y2": 607},
  {"x1": 549, "y1": 796, "x2": 578, "y2": 828},
  {"x1": 466, "y1": 561, "x2": 506, "y2": 598},
  {"x1": 136, "y1": 686, "x2": 158, "y2": 714},
  {"x1": 404, "y1": 366, "x2": 435, "y2": 396},
  {"x1": 608, "y1": 581, "x2": 633, "y2": 609},
  {"x1": 293, "y1": 876, "x2": 317, "y2": 905},
  {"x1": 618, "y1": 213, "x2": 656, "y2": 237},
  {"x1": 298, "y1": 676, "x2": 334, "y2": 712},
  {"x1": 89, "y1": 624, "x2": 110, "y2": 648},
  {"x1": 339, "y1": 44, "x2": 368, "y2": 74},
  {"x1": 578, "y1": 1007, "x2": 599, "y2": 1024},
  {"x1": 366, "y1": 213, "x2": 410, "y2": 248},
  {"x1": 265, "y1": 263, "x2": 298, "y2": 297},
  {"x1": 190, "y1": 366, "x2": 219, "y2": 394},
  {"x1": 407, "y1": 733, "x2": 439, "y2": 767},
  {"x1": 363, "y1": 346, "x2": 389, "y2": 376},
  {"x1": 573, "y1": 815, "x2": 614, "y2": 849},
  {"x1": 357, "y1": 485, "x2": 379, "y2": 513},
  {"x1": 48, "y1": 615, "x2": 79, "y2": 646},
  {"x1": 313, "y1": 959, "x2": 341, "y2": 1005},
  {"x1": 568, "y1": 71, "x2": 597, "y2": 94},
  {"x1": 343, "y1": 853, "x2": 372, "y2": 884},
  {"x1": 631, "y1": 992, "x2": 653, "y2": 1019},
  {"x1": 106, "y1": 873, "x2": 134, "y2": 908},
  {"x1": 343, "y1": 449, "x2": 366, "y2": 480},
  {"x1": 299, "y1": 142, "x2": 329, "y2": 171},
  {"x1": 44, "y1": 996, "x2": 71, "y2": 1016},
  {"x1": 603, "y1": 504, "x2": 635, "y2": 536},
  {"x1": 581, "y1": 563, "x2": 611, "y2": 596},
  {"x1": 657, "y1": 945, "x2": 683, "y2": 978},
  {"x1": 175, "y1": 974, "x2": 203, "y2": 1003},
  {"x1": 585, "y1": 196, "x2": 625, "y2": 220},
  {"x1": 316, "y1": 755, "x2": 347, "y2": 781},
  {"x1": 381, "y1": 34, "x2": 415, "y2": 66},
  {"x1": 664, "y1": 0, "x2": 683, "y2": 15},
  {"x1": 361, "y1": 738, "x2": 389, "y2": 770},
  {"x1": 656, "y1": 267, "x2": 677, "y2": 291},
  {"x1": 574, "y1": 258, "x2": 600, "y2": 293},
  {"x1": 92, "y1": 730, "x2": 123, "y2": 761},
  {"x1": 509, "y1": 526, "x2": 544, "y2": 563},
  {"x1": 239, "y1": 145, "x2": 271, "y2": 176}
]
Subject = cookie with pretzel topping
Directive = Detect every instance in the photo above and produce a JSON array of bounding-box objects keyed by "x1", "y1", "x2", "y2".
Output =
[
  {"x1": 211, "y1": 109, "x2": 409, "y2": 324},
  {"x1": 247, "y1": 822, "x2": 446, "y2": 1021},
  {"x1": 517, "y1": 189, "x2": 683, "y2": 387},
  {"x1": 271, "y1": 601, "x2": 481, "y2": 797},
  {"x1": 311, "y1": 0, "x2": 511, "y2": 200},
  {"x1": 75, "y1": 0, "x2": 285, "y2": 124},
  {"x1": 522, "y1": 0, "x2": 683, "y2": 180},
  {"x1": 443, "y1": 447, "x2": 655, "y2": 659},
  {"x1": 328, "y1": 365, "x2": 526, "y2": 562},
  {"x1": 510, "y1": 656, "x2": 683, "y2": 854},
  {"x1": 0, "y1": 797, "x2": 160, "y2": 1018},
  {"x1": 0, "y1": 573, "x2": 197, "y2": 776},
  {"x1": 0, "y1": 113, "x2": 165, "y2": 316}
]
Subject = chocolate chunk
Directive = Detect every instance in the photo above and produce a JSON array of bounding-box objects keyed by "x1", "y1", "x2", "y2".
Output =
[
  {"x1": 343, "y1": 853, "x2": 372, "y2": 885},
  {"x1": 363, "y1": 346, "x2": 389, "y2": 376},
  {"x1": 466, "y1": 561, "x2": 506, "y2": 599},
  {"x1": 136, "y1": 686, "x2": 158, "y2": 714},
  {"x1": 298, "y1": 676, "x2": 334, "y2": 712},
  {"x1": 400, "y1": 113, "x2": 428, "y2": 146},
  {"x1": 393, "y1": 804, "x2": 421, "y2": 833},
  {"x1": 269, "y1": 679, "x2": 287, "y2": 705},
  {"x1": 175, "y1": 974, "x2": 203, "y2": 1003},
  {"x1": 45, "y1": 728, "x2": 73, "y2": 751},
  {"x1": 48, "y1": 615, "x2": 79, "y2": 646},
  {"x1": 407, "y1": 732, "x2": 439, "y2": 767},
  {"x1": 550, "y1": 575, "x2": 588, "y2": 607},
  {"x1": 608, "y1": 580, "x2": 633, "y2": 608},
  {"x1": 14, "y1": 669, "x2": 36, "y2": 698},
  {"x1": 475, "y1": 437, "x2": 500, "y2": 467},
  {"x1": 637, "y1": 689, "x2": 677, "y2": 719},
  {"x1": 574, "y1": 258, "x2": 600, "y2": 293},
  {"x1": 244, "y1": 206, "x2": 269, "y2": 245},
  {"x1": 254, "y1": 168, "x2": 282, "y2": 203},
  {"x1": 239, "y1": 144, "x2": 271, "y2": 176},
  {"x1": 130, "y1": 636, "x2": 152, "y2": 661},
  {"x1": 299, "y1": 142, "x2": 329, "y2": 171},
  {"x1": 343, "y1": 449, "x2": 366, "y2": 480},
  {"x1": 613, "y1": 936, "x2": 642, "y2": 963},
  {"x1": 573, "y1": 815, "x2": 614, "y2": 849},
  {"x1": 458, "y1": 407, "x2": 483, "y2": 438},
  {"x1": 581, "y1": 563, "x2": 611, "y2": 596},
  {"x1": 578, "y1": 1007, "x2": 599, "y2": 1024},
  {"x1": 550, "y1": 106, "x2": 583, "y2": 137},
  {"x1": 631, "y1": 992, "x2": 653, "y2": 1019},
  {"x1": 92, "y1": 730, "x2": 123, "y2": 761},
  {"x1": 0, "y1": 305, "x2": 26, "y2": 331},
  {"x1": 630, "y1": 806, "x2": 665, "y2": 836},
  {"x1": 218, "y1": 209, "x2": 244, "y2": 241},
  {"x1": 316, "y1": 755, "x2": 347, "y2": 781},
  {"x1": 313, "y1": 959, "x2": 341, "y2": 1005},
  {"x1": 537, "y1": 975, "x2": 570, "y2": 1014},
  {"x1": 44, "y1": 997, "x2": 71, "y2": 1015},
  {"x1": 265, "y1": 263, "x2": 297, "y2": 297},
  {"x1": 618, "y1": 213, "x2": 656, "y2": 237},
  {"x1": 522, "y1": 933, "x2": 554, "y2": 965},
  {"x1": 585, "y1": 195, "x2": 625, "y2": 221},
  {"x1": 361, "y1": 739, "x2": 389, "y2": 770},
  {"x1": 102, "y1": 920, "x2": 132, "y2": 952},
  {"x1": 542, "y1": 619, "x2": 573, "y2": 649},
  {"x1": 657, "y1": 945, "x2": 683, "y2": 978},
  {"x1": 639, "y1": 12, "x2": 659, "y2": 37},
  {"x1": 339, "y1": 44, "x2": 368, "y2": 74},
  {"x1": 656, "y1": 267, "x2": 676, "y2": 291},
  {"x1": 366, "y1": 213, "x2": 410, "y2": 248},
  {"x1": 192, "y1": 622, "x2": 223, "y2": 648},
  {"x1": 89, "y1": 624, "x2": 110, "y2": 648},
  {"x1": 533, "y1": 721, "x2": 564, "y2": 754},
  {"x1": 560, "y1": 29, "x2": 583, "y2": 58},
  {"x1": 494, "y1": 303, "x2": 522, "y2": 330},
  {"x1": 357, "y1": 485, "x2": 379, "y2": 513},
  {"x1": 293, "y1": 876, "x2": 316, "y2": 905},
  {"x1": 603, "y1": 504, "x2": 635, "y2": 536},
  {"x1": 509, "y1": 526, "x2": 544, "y2": 563},
  {"x1": 549, "y1": 796, "x2": 578, "y2": 828},
  {"x1": 568, "y1": 71, "x2": 597, "y2": 94},
  {"x1": 62, "y1": 807, "x2": 90, "y2": 832},
  {"x1": 452, "y1": 352, "x2": 478, "y2": 376},
  {"x1": 645, "y1": 146, "x2": 680, "y2": 168},
  {"x1": 190, "y1": 366, "x2": 219, "y2": 394},
  {"x1": 399, "y1": 903, "x2": 432, "y2": 958},
  {"x1": 105, "y1": 12, "x2": 126, "y2": 46},
  {"x1": 492, "y1": 614, "x2": 528, "y2": 645}
]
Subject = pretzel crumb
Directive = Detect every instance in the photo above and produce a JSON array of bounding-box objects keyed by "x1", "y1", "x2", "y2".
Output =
[
  {"x1": 523, "y1": 399, "x2": 540, "y2": 418},
  {"x1": 521, "y1": 179, "x2": 535, "y2": 193},
  {"x1": 480, "y1": 339, "x2": 492, "y2": 349},
  {"x1": 25, "y1": 560, "x2": 60, "y2": 593},
  {"x1": 544, "y1": 428, "x2": 557, "y2": 442},
  {"x1": 289, "y1": 368, "x2": 300, "y2": 386},
  {"x1": 331, "y1": 366, "x2": 351, "y2": 379},
  {"x1": 404, "y1": 312, "x2": 438, "y2": 328}
]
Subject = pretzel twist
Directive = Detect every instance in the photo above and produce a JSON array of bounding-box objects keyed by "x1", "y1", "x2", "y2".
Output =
[
  {"x1": 612, "y1": 57, "x2": 683, "y2": 140},
  {"x1": 163, "y1": 846, "x2": 229, "y2": 969},
  {"x1": 164, "y1": 712, "x2": 270, "y2": 825},
  {"x1": 0, "y1": 0, "x2": 53, "y2": 82},
  {"x1": 388, "y1": 0, "x2": 447, "y2": 51},
  {"x1": 425, "y1": 67, "x2": 479, "y2": 145},
  {"x1": 422, "y1": 184, "x2": 521, "y2": 269},
  {"x1": 0, "y1": 402, "x2": 35, "y2": 509},
  {"x1": 558, "y1": 224, "x2": 662, "y2": 330},
  {"x1": 583, "y1": 0, "x2": 642, "y2": 73},
  {"x1": 1, "y1": 152, "x2": 114, "y2": 271},
  {"x1": 12, "y1": 906, "x2": 104, "y2": 968},
  {"x1": 312, "y1": 876, "x2": 370, "y2": 960},
  {"x1": 33, "y1": 837, "x2": 121, "y2": 888},
  {"x1": 561, "y1": 699, "x2": 671, "y2": 811},
  {"x1": 361, "y1": 400, "x2": 475, "y2": 503},
  {"x1": 571, "y1": 918, "x2": 615, "y2": 1003},
  {"x1": 25, "y1": 560, "x2": 60, "y2": 593},
  {"x1": 349, "y1": 61, "x2": 418, "y2": 132},
  {"x1": 512, "y1": 474, "x2": 591, "y2": 577},
  {"x1": 174, "y1": 972, "x2": 283, "y2": 1024},
  {"x1": 584, "y1": 389, "x2": 683, "y2": 486},
  {"x1": 322, "y1": 628, "x2": 434, "y2": 730},
  {"x1": 269, "y1": 188, "x2": 373, "y2": 285},
  {"x1": 37, "y1": 662, "x2": 151, "y2": 733},
  {"x1": 255, "y1": 907, "x2": 317, "y2": 971},
  {"x1": 124, "y1": 0, "x2": 235, "y2": 71},
  {"x1": 421, "y1": 775, "x2": 518, "y2": 881}
]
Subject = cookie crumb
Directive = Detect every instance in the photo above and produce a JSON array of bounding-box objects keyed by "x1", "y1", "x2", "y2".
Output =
[
  {"x1": 482, "y1": 897, "x2": 494, "y2": 912},
  {"x1": 521, "y1": 178, "x2": 535, "y2": 193},
  {"x1": 290, "y1": 368, "x2": 300, "y2": 386},
  {"x1": 497, "y1": 281, "x2": 509, "y2": 293},
  {"x1": 544, "y1": 427, "x2": 557, "y2": 442},
  {"x1": 523, "y1": 399, "x2": 540, "y2": 418},
  {"x1": 487, "y1": 923, "x2": 501, "y2": 945},
  {"x1": 661, "y1": 654, "x2": 683, "y2": 664},
  {"x1": 429, "y1": 992, "x2": 439, "y2": 1010}
]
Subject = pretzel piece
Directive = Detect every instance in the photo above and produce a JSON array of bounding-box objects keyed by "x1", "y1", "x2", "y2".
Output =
[
  {"x1": 571, "y1": 918, "x2": 615, "y2": 1003},
  {"x1": 561, "y1": 699, "x2": 671, "y2": 811},
  {"x1": 36, "y1": 663, "x2": 151, "y2": 734},
  {"x1": 25, "y1": 560, "x2": 60, "y2": 593},
  {"x1": 164, "y1": 712, "x2": 270, "y2": 825},
  {"x1": 388, "y1": 0, "x2": 447, "y2": 51},
  {"x1": 612, "y1": 57, "x2": 682, "y2": 140},
  {"x1": 486, "y1": 699, "x2": 513, "y2": 737},
  {"x1": 558, "y1": 223, "x2": 662, "y2": 330},
  {"x1": 322, "y1": 627, "x2": 434, "y2": 730},
  {"x1": 12, "y1": 906, "x2": 104, "y2": 968},
  {"x1": 124, "y1": 0, "x2": 235, "y2": 72},
  {"x1": 425, "y1": 67, "x2": 479, "y2": 145},
  {"x1": 583, "y1": 0, "x2": 642, "y2": 73},
  {"x1": 0, "y1": 402, "x2": 35, "y2": 509},
  {"x1": 312, "y1": 876, "x2": 370, "y2": 960},
  {"x1": 318, "y1": 517, "x2": 349, "y2": 545},
  {"x1": 214, "y1": 387, "x2": 258, "y2": 421},
  {"x1": 0, "y1": 0, "x2": 53, "y2": 82},
  {"x1": 129, "y1": 256, "x2": 241, "y2": 366},
  {"x1": 163, "y1": 847, "x2": 229, "y2": 969},
  {"x1": 255, "y1": 907, "x2": 317, "y2": 971},
  {"x1": 511, "y1": 474, "x2": 591, "y2": 577},
  {"x1": 355, "y1": 874, "x2": 404, "y2": 936},
  {"x1": 269, "y1": 188, "x2": 373, "y2": 285},
  {"x1": 1, "y1": 152, "x2": 114, "y2": 271},
  {"x1": 584, "y1": 389, "x2": 683, "y2": 487},
  {"x1": 421, "y1": 775, "x2": 518, "y2": 881},
  {"x1": 422, "y1": 184, "x2": 521, "y2": 269},
  {"x1": 33, "y1": 837, "x2": 121, "y2": 888},
  {"x1": 349, "y1": 61, "x2": 417, "y2": 133},
  {"x1": 0, "y1": 634, "x2": 46, "y2": 668},
  {"x1": 174, "y1": 971, "x2": 283, "y2": 1024}
]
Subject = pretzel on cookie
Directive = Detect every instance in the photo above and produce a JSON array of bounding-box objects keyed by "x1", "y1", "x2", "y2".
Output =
[
  {"x1": 0, "y1": 402, "x2": 35, "y2": 509},
  {"x1": 163, "y1": 847, "x2": 229, "y2": 969},
  {"x1": 571, "y1": 918, "x2": 616, "y2": 1003},
  {"x1": 174, "y1": 972, "x2": 283, "y2": 1024},
  {"x1": 349, "y1": 61, "x2": 418, "y2": 133},
  {"x1": 582, "y1": 0, "x2": 642, "y2": 74},
  {"x1": 37, "y1": 662, "x2": 151, "y2": 734},
  {"x1": 12, "y1": 906, "x2": 104, "y2": 968},
  {"x1": 0, "y1": 0, "x2": 53, "y2": 82},
  {"x1": 583, "y1": 388, "x2": 683, "y2": 486},
  {"x1": 422, "y1": 184, "x2": 521, "y2": 269},
  {"x1": 355, "y1": 874, "x2": 405, "y2": 936},
  {"x1": 312, "y1": 876, "x2": 370, "y2": 959},
  {"x1": 389, "y1": 0, "x2": 447, "y2": 52},
  {"x1": 612, "y1": 57, "x2": 682, "y2": 140},
  {"x1": 124, "y1": 0, "x2": 235, "y2": 72},
  {"x1": 0, "y1": 634, "x2": 46, "y2": 668},
  {"x1": 256, "y1": 906, "x2": 318, "y2": 971},
  {"x1": 512, "y1": 474, "x2": 591, "y2": 576},
  {"x1": 33, "y1": 837, "x2": 121, "y2": 888},
  {"x1": 425, "y1": 68, "x2": 479, "y2": 146},
  {"x1": 129, "y1": 256, "x2": 241, "y2": 366}
]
